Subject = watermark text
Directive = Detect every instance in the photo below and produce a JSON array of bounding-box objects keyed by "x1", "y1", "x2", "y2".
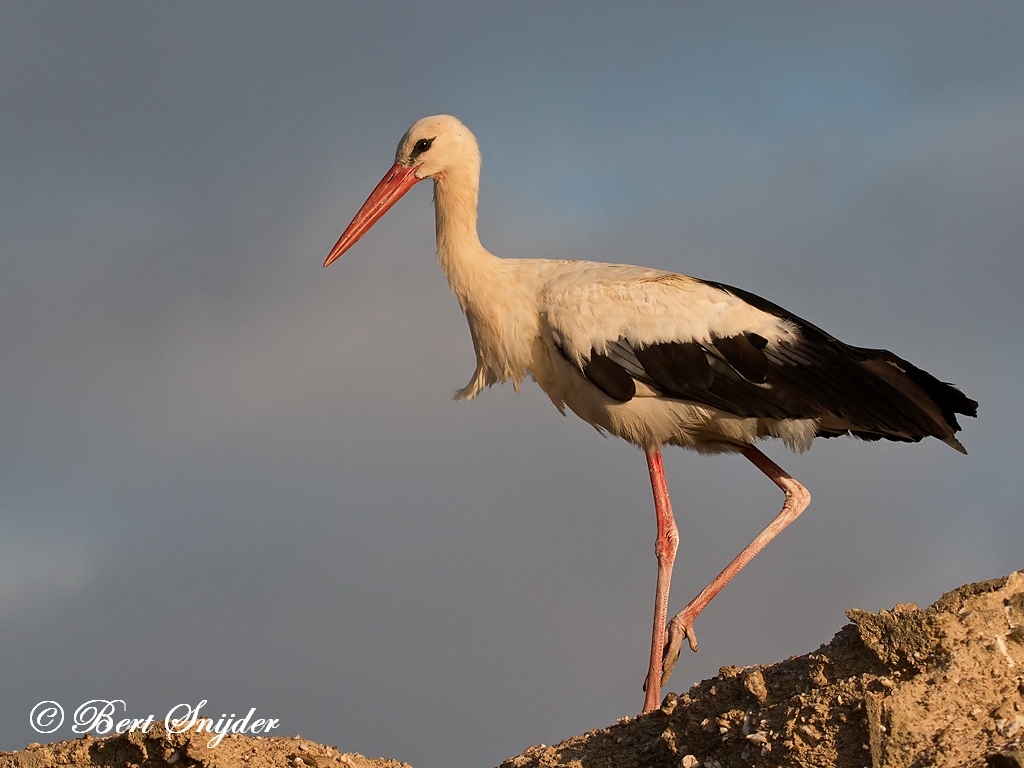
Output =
[{"x1": 30, "y1": 700, "x2": 281, "y2": 747}]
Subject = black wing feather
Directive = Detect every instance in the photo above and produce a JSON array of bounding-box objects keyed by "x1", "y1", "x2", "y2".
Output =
[
  {"x1": 711, "y1": 334, "x2": 770, "y2": 383},
  {"x1": 554, "y1": 279, "x2": 977, "y2": 450},
  {"x1": 581, "y1": 353, "x2": 636, "y2": 401},
  {"x1": 634, "y1": 341, "x2": 713, "y2": 393}
]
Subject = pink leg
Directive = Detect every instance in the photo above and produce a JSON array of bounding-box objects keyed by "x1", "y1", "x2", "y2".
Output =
[
  {"x1": 658, "y1": 445, "x2": 811, "y2": 687},
  {"x1": 641, "y1": 448, "x2": 679, "y2": 714}
]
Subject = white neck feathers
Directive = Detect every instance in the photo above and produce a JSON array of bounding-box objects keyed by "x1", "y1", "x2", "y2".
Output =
[{"x1": 432, "y1": 158, "x2": 500, "y2": 311}]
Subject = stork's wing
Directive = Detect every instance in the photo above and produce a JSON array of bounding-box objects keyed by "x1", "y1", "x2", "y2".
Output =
[{"x1": 541, "y1": 268, "x2": 977, "y2": 448}]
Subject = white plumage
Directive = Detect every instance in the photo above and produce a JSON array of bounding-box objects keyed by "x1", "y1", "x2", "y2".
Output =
[{"x1": 323, "y1": 115, "x2": 976, "y2": 714}]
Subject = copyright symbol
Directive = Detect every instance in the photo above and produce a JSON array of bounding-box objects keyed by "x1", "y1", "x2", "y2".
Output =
[{"x1": 30, "y1": 701, "x2": 64, "y2": 734}]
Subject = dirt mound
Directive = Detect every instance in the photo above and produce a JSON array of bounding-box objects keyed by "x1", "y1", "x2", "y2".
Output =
[
  {"x1": 0, "y1": 730, "x2": 410, "y2": 768},
  {"x1": 3, "y1": 572, "x2": 1022, "y2": 768},
  {"x1": 502, "y1": 571, "x2": 1024, "y2": 768}
]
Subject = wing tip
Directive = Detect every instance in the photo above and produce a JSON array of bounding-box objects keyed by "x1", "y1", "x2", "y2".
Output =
[{"x1": 942, "y1": 436, "x2": 968, "y2": 455}]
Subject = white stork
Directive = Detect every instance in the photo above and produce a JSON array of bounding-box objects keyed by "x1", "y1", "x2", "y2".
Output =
[{"x1": 323, "y1": 115, "x2": 977, "y2": 715}]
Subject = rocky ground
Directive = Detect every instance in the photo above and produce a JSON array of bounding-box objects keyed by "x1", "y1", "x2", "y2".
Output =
[
  {"x1": 501, "y1": 571, "x2": 1024, "y2": 768},
  {"x1": 3, "y1": 572, "x2": 1022, "y2": 768}
]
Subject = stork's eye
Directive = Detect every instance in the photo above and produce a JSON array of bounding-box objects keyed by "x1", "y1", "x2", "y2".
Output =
[{"x1": 413, "y1": 138, "x2": 434, "y2": 155}]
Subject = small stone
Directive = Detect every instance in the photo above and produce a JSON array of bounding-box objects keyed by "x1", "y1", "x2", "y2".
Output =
[
  {"x1": 998, "y1": 718, "x2": 1024, "y2": 738},
  {"x1": 661, "y1": 692, "x2": 679, "y2": 715},
  {"x1": 25, "y1": 743, "x2": 41, "y2": 751},
  {"x1": 746, "y1": 732, "x2": 769, "y2": 745},
  {"x1": 743, "y1": 670, "x2": 769, "y2": 703},
  {"x1": 681, "y1": 755, "x2": 699, "y2": 768},
  {"x1": 799, "y1": 725, "x2": 821, "y2": 744}
]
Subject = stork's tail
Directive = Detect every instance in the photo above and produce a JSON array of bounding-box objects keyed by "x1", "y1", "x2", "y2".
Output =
[{"x1": 858, "y1": 349, "x2": 977, "y2": 453}]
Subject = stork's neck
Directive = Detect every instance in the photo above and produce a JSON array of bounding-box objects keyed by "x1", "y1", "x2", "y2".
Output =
[
  {"x1": 432, "y1": 164, "x2": 500, "y2": 308},
  {"x1": 431, "y1": 160, "x2": 539, "y2": 396}
]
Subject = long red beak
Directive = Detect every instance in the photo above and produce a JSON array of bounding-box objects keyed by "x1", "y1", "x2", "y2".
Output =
[{"x1": 324, "y1": 163, "x2": 422, "y2": 267}]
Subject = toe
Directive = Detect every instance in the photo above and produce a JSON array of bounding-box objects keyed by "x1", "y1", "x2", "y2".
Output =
[{"x1": 661, "y1": 618, "x2": 698, "y2": 686}]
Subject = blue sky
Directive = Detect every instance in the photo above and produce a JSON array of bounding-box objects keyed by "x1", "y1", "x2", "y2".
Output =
[{"x1": 1, "y1": 3, "x2": 1022, "y2": 767}]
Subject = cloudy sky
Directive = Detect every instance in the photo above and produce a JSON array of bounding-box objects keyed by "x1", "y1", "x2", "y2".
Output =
[{"x1": 1, "y1": 3, "x2": 1022, "y2": 766}]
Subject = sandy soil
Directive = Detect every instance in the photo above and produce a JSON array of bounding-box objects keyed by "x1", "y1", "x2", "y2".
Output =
[
  {"x1": 3, "y1": 572, "x2": 1022, "y2": 768},
  {"x1": 0, "y1": 730, "x2": 411, "y2": 768},
  {"x1": 499, "y1": 571, "x2": 1024, "y2": 768}
]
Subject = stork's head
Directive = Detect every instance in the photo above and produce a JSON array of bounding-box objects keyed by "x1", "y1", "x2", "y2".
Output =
[
  {"x1": 396, "y1": 114, "x2": 479, "y2": 180},
  {"x1": 324, "y1": 115, "x2": 479, "y2": 267}
]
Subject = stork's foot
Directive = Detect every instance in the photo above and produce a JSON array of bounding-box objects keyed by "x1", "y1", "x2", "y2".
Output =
[
  {"x1": 660, "y1": 612, "x2": 699, "y2": 686},
  {"x1": 642, "y1": 611, "x2": 699, "y2": 694}
]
